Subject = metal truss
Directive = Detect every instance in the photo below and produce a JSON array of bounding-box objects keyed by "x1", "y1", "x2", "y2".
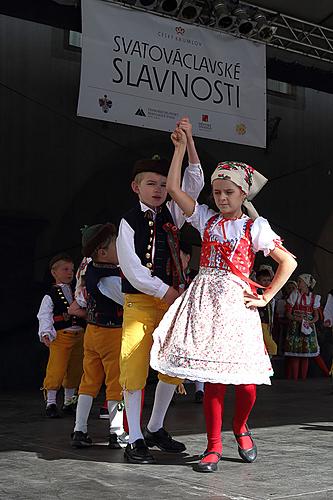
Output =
[
  {"x1": 104, "y1": 0, "x2": 333, "y2": 64},
  {"x1": 243, "y1": 2, "x2": 333, "y2": 64}
]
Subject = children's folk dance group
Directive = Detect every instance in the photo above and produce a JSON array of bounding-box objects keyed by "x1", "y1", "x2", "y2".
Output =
[{"x1": 38, "y1": 117, "x2": 299, "y2": 473}]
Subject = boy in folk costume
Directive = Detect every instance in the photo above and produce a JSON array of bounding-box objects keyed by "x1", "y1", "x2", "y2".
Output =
[
  {"x1": 71, "y1": 223, "x2": 126, "y2": 448},
  {"x1": 323, "y1": 289, "x2": 333, "y2": 390},
  {"x1": 116, "y1": 117, "x2": 204, "y2": 464},
  {"x1": 38, "y1": 254, "x2": 85, "y2": 418},
  {"x1": 150, "y1": 127, "x2": 297, "y2": 472},
  {"x1": 256, "y1": 268, "x2": 277, "y2": 356}
]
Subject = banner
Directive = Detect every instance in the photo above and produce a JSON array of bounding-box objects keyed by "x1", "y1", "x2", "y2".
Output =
[{"x1": 78, "y1": 0, "x2": 266, "y2": 148}]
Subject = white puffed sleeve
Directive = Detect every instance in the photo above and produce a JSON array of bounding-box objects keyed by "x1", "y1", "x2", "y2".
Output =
[
  {"x1": 313, "y1": 294, "x2": 321, "y2": 309},
  {"x1": 287, "y1": 289, "x2": 299, "y2": 307},
  {"x1": 186, "y1": 202, "x2": 217, "y2": 238},
  {"x1": 251, "y1": 217, "x2": 282, "y2": 256}
]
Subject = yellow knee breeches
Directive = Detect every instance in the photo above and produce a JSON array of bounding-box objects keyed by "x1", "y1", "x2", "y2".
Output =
[
  {"x1": 262, "y1": 323, "x2": 277, "y2": 356},
  {"x1": 43, "y1": 329, "x2": 84, "y2": 390},
  {"x1": 79, "y1": 324, "x2": 122, "y2": 400},
  {"x1": 119, "y1": 294, "x2": 183, "y2": 391}
]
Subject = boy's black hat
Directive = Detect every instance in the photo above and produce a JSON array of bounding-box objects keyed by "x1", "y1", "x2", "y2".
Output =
[
  {"x1": 49, "y1": 253, "x2": 73, "y2": 270},
  {"x1": 132, "y1": 154, "x2": 169, "y2": 180},
  {"x1": 81, "y1": 223, "x2": 116, "y2": 257}
]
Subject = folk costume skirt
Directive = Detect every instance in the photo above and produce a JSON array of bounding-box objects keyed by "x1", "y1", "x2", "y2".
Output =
[{"x1": 150, "y1": 268, "x2": 273, "y2": 385}]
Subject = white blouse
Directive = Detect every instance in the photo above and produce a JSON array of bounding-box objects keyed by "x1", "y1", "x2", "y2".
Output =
[
  {"x1": 287, "y1": 290, "x2": 321, "y2": 309},
  {"x1": 187, "y1": 203, "x2": 282, "y2": 256}
]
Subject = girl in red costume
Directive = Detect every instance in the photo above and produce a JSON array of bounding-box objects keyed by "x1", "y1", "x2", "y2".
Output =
[{"x1": 150, "y1": 128, "x2": 297, "y2": 473}]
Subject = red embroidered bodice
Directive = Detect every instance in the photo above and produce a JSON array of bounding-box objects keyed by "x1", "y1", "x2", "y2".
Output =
[{"x1": 200, "y1": 215, "x2": 255, "y2": 277}]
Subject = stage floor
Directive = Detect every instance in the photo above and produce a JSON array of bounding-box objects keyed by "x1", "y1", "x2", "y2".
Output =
[{"x1": 0, "y1": 378, "x2": 332, "y2": 500}]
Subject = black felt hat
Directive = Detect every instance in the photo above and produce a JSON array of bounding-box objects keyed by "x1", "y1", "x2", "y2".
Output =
[
  {"x1": 81, "y1": 223, "x2": 116, "y2": 257},
  {"x1": 132, "y1": 154, "x2": 169, "y2": 180}
]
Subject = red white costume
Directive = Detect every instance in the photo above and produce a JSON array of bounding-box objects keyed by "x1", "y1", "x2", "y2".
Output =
[{"x1": 150, "y1": 205, "x2": 279, "y2": 385}]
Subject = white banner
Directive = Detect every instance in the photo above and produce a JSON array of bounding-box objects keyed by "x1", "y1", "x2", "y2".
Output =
[{"x1": 78, "y1": 0, "x2": 266, "y2": 148}]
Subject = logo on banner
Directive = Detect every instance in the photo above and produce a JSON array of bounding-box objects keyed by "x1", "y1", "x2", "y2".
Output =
[
  {"x1": 175, "y1": 26, "x2": 185, "y2": 35},
  {"x1": 199, "y1": 114, "x2": 211, "y2": 131},
  {"x1": 236, "y1": 123, "x2": 247, "y2": 135},
  {"x1": 98, "y1": 94, "x2": 112, "y2": 113},
  {"x1": 135, "y1": 108, "x2": 146, "y2": 117}
]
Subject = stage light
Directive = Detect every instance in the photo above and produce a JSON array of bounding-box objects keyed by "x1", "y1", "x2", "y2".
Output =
[
  {"x1": 178, "y1": 1, "x2": 202, "y2": 22},
  {"x1": 234, "y1": 7, "x2": 255, "y2": 36},
  {"x1": 213, "y1": 0, "x2": 235, "y2": 30},
  {"x1": 157, "y1": 0, "x2": 181, "y2": 15},
  {"x1": 136, "y1": 0, "x2": 157, "y2": 8},
  {"x1": 254, "y1": 12, "x2": 276, "y2": 41}
]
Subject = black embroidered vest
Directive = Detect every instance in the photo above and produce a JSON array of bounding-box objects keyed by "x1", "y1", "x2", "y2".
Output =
[
  {"x1": 49, "y1": 285, "x2": 86, "y2": 331},
  {"x1": 85, "y1": 262, "x2": 123, "y2": 328},
  {"x1": 121, "y1": 203, "x2": 174, "y2": 294}
]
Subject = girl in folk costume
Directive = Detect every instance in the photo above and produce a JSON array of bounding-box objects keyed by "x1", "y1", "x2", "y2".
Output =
[
  {"x1": 150, "y1": 128, "x2": 297, "y2": 473},
  {"x1": 285, "y1": 274, "x2": 322, "y2": 380}
]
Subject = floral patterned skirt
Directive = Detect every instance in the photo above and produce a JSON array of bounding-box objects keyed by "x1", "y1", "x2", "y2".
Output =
[
  {"x1": 150, "y1": 268, "x2": 273, "y2": 385},
  {"x1": 284, "y1": 320, "x2": 320, "y2": 357}
]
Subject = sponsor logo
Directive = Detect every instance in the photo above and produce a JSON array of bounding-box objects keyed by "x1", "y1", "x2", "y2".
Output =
[
  {"x1": 236, "y1": 123, "x2": 247, "y2": 135},
  {"x1": 98, "y1": 94, "x2": 112, "y2": 113},
  {"x1": 135, "y1": 108, "x2": 146, "y2": 117},
  {"x1": 199, "y1": 114, "x2": 212, "y2": 131}
]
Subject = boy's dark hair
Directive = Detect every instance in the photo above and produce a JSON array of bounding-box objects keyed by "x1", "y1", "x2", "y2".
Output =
[
  {"x1": 256, "y1": 269, "x2": 272, "y2": 280},
  {"x1": 49, "y1": 253, "x2": 73, "y2": 270}
]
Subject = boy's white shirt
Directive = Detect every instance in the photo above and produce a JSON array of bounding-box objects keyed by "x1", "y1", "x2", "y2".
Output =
[
  {"x1": 37, "y1": 283, "x2": 82, "y2": 342},
  {"x1": 116, "y1": 162, "x2": 204, "y2": 299}
]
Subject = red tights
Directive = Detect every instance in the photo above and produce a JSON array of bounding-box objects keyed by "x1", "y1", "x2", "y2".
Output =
[
  {"x1": 286, "y1": 357, "x2": 309, "y2": 380},
  {"x1": 201, "y1": 383, "x2": 256, "y2": 464},
  {"x1": 287, "y1": 356, "x2": 329, "y2": 380}
]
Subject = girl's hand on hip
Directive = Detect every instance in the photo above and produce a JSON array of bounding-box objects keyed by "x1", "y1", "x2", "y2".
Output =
[{"x1": 244, "y1": 290, "x2": 267, "y2": 309}]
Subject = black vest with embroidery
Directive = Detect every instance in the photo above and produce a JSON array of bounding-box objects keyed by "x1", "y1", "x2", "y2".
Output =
[
  {"x1": 49, "y1": 285, "x2": 86, "y2": 331},
  {"x1": 121, "y1": 203, "x2": 174, "y2": 294},
  {"x1": 85, "y1": 262, "x2": 123, "y2": 328}
]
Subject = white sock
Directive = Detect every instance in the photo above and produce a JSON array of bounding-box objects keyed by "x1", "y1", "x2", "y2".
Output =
[
  {"x1": 147, "y1": 381, "x2": 176, "y2": 433},
  {"x1": 195, "y1": 381, "x2": 204, "y2": 393},
  {"x1": 74, "y1": 394, "x2": 93, "y2": 433},
  {"x1": 47, "y1": 390, "x2": 57, "y2": 406},
  {"x1": 108, "y1": 401, "x2": 124, "y2": 436},
  {"x1": 64, "y1": 387, "x2": 76, "y2": 405},
  {"x1": 123, "y1": 390, "x2": 143, "y2": 444}
]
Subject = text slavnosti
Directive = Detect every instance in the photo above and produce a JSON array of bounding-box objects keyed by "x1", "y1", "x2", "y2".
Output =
[{"x1": 112, "y1": 36, "x2": 241, "y2": 108}]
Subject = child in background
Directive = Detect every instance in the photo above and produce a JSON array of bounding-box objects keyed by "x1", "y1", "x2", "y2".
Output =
[
  {"x1": 256, "y1": 268, "x2": 277, "y2": 356},
  {"x1": 285, "y1": 274, "x2": 321, "y2": 380},
  {"x1": 38, "y1": 254, "x2": 85, "y2": 418}
]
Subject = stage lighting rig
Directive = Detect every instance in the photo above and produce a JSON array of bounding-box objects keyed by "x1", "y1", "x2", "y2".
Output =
[
  {"x1": 178, "y1": 1, "x2": 204, "y2": 22},
  {"x1": 156, "y1": 0, "x2": 182, "y2": 16},
  {"x1": 213, "y1": 0, "x2": 236, "y2": 30},
  {"x1": 234, "y1": 6, "x2": 255, "y2": 36}
]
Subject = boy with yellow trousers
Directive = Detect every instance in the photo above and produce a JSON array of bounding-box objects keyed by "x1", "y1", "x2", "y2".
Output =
[
  {"x1": 38, "y1": 254, "x2": 85, "y2": 417},
  {"x1": 71, "y1": 223, "x2": 125, "y2": 448},
  {"x1": 116, "y1": 117, "x2": 204, "y2": 464}
]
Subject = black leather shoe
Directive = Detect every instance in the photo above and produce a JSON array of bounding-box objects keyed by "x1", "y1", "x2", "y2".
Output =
[
  {"x1": 143, "y1": 427, "x2": 186, "y2": 453},
  {"x1": 193, "y1": 451, "x2": 221, "y2": 473},
  {"x1": 108, "y1": 433, "x2": 122, "y2": 450},
  {"x1": 62, "y1": 402, "x2": 77, "y2": 416},
  {"x1": 124, "y1": 439, "x2": 156, "y2": 464},
  {"x1": 234, "y1": 426, "x2": 257, "y2": 463},
  {"x1": 45, "y1": 404, "x2": 60, "y2": 418},
  {"x1": 71, "y1": 431, "x2": 93, "y2": 448}
]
